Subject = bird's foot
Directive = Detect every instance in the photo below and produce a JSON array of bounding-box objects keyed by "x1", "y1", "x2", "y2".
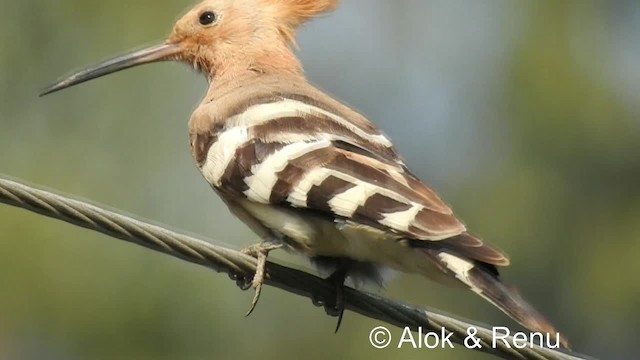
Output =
[
  {"x1": 241, "y1": 240, "x2": 283, "y2": 316},
  {"x1": 325, "y1": 268, "x2": 348, "y2": 333}
]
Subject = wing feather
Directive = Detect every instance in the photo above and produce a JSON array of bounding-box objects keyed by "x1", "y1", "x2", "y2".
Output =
[{"x1": 195, "y1": 86, "x2": 508, "y2": 266}]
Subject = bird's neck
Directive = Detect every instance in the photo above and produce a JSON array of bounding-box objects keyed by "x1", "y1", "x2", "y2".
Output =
[{"x1": 206, "y1": 45, "x2": 304, "y2": 86}]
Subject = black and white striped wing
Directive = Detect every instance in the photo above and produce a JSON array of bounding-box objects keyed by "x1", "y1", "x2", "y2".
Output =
[{"x1": 194, "y1": 94, "x2": 507, "y2": 265}]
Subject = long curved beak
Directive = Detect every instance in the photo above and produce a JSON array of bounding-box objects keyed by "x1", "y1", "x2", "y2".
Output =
[{"x1": 40, "y1": 43, "x2": 181, "y2": 96}]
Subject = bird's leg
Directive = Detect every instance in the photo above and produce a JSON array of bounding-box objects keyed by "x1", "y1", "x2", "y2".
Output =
[
  {"x1": 326, "y1": 267, "x2": 348, "y2": 333},
  {"x1": 241, "y1": 239, "x2": 283, "y2": 316}
]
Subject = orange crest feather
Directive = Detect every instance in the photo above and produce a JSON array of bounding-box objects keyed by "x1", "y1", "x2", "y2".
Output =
[{"x1": 263, "y1": 0, "x2": 340, "y2": 44}]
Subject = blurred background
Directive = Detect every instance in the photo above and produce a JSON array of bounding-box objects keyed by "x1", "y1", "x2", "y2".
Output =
[{"x1": 1, "y1": 0, "x2": 639, "y2": 359}]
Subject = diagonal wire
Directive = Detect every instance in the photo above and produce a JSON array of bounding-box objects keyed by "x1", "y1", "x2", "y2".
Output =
[{"x1": 0, "y1": 176, "x2": 593, "y2": 360}]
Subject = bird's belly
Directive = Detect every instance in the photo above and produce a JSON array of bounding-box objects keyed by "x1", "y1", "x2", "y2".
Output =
[{"x1": 235, "y1": 200, "x2": 444, "y2": 279}]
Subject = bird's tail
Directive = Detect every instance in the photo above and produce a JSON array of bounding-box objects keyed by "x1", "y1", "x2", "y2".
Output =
[{"x1": 421, "y1": 248, "x2": 569, "y2": 349}]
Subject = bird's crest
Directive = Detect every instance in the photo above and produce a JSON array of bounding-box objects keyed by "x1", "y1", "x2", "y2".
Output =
[{"x1": 262, "y1": 0, "x2": 340, "y2": 44}]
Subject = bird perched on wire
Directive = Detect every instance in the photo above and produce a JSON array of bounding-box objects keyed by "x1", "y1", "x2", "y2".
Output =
[{"x1": 42, "y1": 0, "x2": 568, "y2": 348}]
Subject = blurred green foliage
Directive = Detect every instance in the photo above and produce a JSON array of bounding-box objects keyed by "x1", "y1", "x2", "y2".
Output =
[{"x1": 1, "y1": 0, "x2": 638, "y2": 359}]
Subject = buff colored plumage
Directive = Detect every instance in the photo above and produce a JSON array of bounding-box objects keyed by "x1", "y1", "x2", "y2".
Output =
[{"x1": 42, "y1": 0, "x2": 568, "y2": 348}]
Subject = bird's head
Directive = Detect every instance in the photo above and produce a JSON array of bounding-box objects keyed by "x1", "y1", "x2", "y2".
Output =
[{"x1": 41, "y1": 0, "x2": 338, "y2": 95}]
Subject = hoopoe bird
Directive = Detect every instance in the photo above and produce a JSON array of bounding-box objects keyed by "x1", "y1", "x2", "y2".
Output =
[{"x1": 42, "y1": 0, "x2": 567, "y2": 347}]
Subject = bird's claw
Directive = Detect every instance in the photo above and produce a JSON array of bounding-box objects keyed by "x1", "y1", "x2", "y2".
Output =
[
  {"x1": 326, "y1": 268, "x2": 347, "y2": 333},
  {"x1": 240, "y1": 241, "x2": 283, "y2": 316}
]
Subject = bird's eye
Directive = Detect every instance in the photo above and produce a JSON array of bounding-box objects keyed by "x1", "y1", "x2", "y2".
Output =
[{"x1": 199, "y1": 11, "x2": 217, "y2": 26}]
